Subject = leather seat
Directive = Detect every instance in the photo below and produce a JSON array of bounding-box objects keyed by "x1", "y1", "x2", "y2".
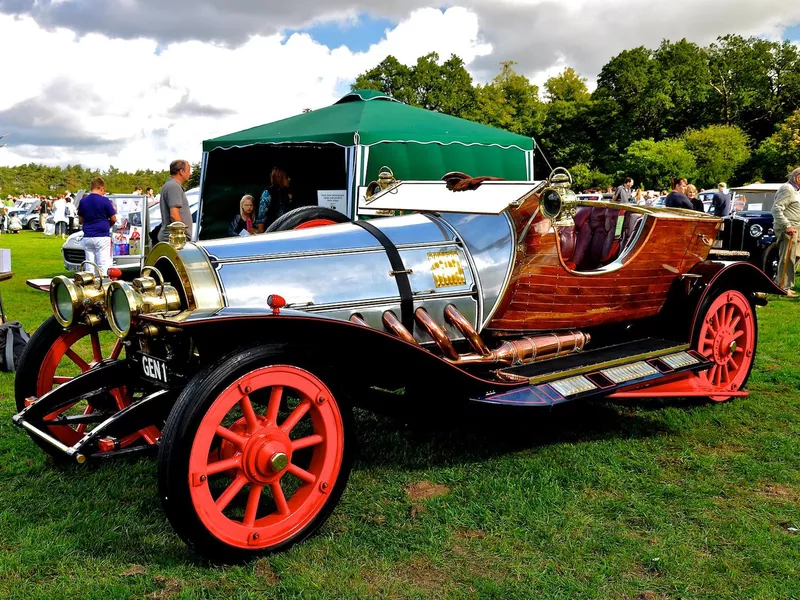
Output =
[
  {"x1": 573, "y1": 206, "x2": 619, "y2": 270},
  {"x1": 619, "y1": 212, "x2": 644, "y2": 254}
]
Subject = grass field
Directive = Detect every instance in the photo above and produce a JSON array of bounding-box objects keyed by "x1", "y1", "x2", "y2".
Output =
[{"x1": 0, "y1": 230, "x2": 798, "y2": 599}]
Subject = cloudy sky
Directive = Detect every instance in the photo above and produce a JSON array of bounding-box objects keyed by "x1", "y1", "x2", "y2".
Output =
[{"x1": 1, "y1": 0, "x2": 799, "y2": 171}]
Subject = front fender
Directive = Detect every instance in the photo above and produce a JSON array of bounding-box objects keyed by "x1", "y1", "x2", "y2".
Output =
[{"x1": 139, "y1": 310, "x2": 521, "y2": 397}]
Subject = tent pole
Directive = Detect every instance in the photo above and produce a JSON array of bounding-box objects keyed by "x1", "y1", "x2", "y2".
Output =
[{"x1": 196, "y1": 151, "x2": 209, "y2": 241}]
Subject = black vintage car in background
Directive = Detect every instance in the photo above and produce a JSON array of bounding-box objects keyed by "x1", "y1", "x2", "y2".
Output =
[{"x1": 706, "y1": 184, "x2": 781, "y2": 282}]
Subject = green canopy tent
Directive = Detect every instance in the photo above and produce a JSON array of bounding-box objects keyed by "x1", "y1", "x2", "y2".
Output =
[{"x1": 198, "y1": 90, "x2": 536, "y2": 239}]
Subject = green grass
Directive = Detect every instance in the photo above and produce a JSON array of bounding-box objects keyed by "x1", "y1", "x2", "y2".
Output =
[{"x1": 0, "y1": 230, "x2": 799, "y2": 599}]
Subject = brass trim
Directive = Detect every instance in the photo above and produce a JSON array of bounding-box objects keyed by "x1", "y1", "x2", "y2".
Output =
[
  {"x1": 526, "y1": 343, "x2": 690, "y2": 385},
  {"x1": 145, "y1": 242, "x2": 224, "y2": 312},
  {"x1": 428, "y1": 251, "x2": 466, "y2": 288}
]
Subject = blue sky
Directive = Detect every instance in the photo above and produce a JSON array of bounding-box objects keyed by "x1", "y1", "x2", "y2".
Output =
[
  {"x1": 784, "y1": 24, "x2": 800, "y2": 40},
  {"x1": 291, "y1": 14, "x2": 397, "y2": 53}
]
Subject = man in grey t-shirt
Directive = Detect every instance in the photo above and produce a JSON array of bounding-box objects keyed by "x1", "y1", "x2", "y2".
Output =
[
  {"x1": 613, "y1": 176, "x2": 634, "y2": 203},
  {"x1": 158, "y1": 159, "x2": 192, "y2": 242}
]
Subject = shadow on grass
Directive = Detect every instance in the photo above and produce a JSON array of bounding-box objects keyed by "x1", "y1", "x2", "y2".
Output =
[{"x1": 349, "y1": 387, "x2": 686, "y2": 470}]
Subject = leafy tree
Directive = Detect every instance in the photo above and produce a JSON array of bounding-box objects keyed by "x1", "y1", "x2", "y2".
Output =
[
  {"x1": 187, "y1": 162, "x2": 203, "y2": 190},
  {"x1": 682, "y1": 125, "x2": 750, "y2": 188},
  {"x1": 539, "y1": 68, "x2": 595, "y2": 167},
  {"x1": 753, "y1": 109, "x2": 800, "y2": 181},
  {"x1": 569, "y1": 164, "x2": 613, "y2": 192},
  {"x1": 470, "y1": 61, "x2": 544, "y2": 136},
  {"x1": 620, "y1": 138, "x2": 697, "y2": 190},
  {"x1": 351, "y1": 53, "x2": 476, "y2": 118}
]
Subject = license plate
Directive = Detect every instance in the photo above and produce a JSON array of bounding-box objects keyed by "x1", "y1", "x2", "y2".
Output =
[
  {"x1": 141, "y1": 353, "x2": 169, "y2": 385},
  {"x1": 65, "y1": 263, "x2": 81, "y2": 272}
]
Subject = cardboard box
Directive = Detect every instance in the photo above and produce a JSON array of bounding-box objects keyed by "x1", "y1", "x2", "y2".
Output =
[{"x1": 0, "y1": 248, "x2": 10, "y2": 273}]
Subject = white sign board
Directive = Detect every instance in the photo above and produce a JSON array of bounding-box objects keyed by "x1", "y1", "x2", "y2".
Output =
[
  {"x1": 317, "y1": 190, "x2": 347, "y2": 216},
  {"x1": 109, "y1": 195, "x2": 146, "y2": 260},
  {"x1": 748, "y1": 203, "x2": 762, "y2": 211}
]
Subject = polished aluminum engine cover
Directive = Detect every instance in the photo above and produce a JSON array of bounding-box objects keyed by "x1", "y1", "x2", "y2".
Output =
[{"x1": 195, "y1": 213, "x2": 516, "y2": 344}]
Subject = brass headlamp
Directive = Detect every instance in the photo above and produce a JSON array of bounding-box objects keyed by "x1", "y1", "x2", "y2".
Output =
[
  {"x1": 539, "y1": 167, "x2": 578, "y2": 223},
  {"x1": 106, "y1": 266, "x2": 182, "y2": 338},
  {"x1": 50, "y1": 262, "x2": 111, "y2": 327}
]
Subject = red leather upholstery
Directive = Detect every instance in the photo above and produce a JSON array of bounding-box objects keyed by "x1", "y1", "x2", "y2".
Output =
[
  {"x1": 620, "y1": 212, "x2": 643, "y2": 254},
  {"x1": 573, "y1": 206, "x2": 620, "y2": 270}
]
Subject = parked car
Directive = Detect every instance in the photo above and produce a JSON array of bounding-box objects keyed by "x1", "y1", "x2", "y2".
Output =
[
  {"x1": 8, "y1": 200, "x2": 45, "y2": 230},
  {"x1": 14, "y1": 169, "x2": 783, "y2": 562},
  {"x1": 705, "y1": 184, "x2": 783, "y2": 282},
  {"x1": 61, "y1": 189, "x2": 199, "y2": 277}
]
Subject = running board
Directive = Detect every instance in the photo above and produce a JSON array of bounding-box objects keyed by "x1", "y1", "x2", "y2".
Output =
[{"x1": 473, "y1": 347, "x2": 713, "y2": 407}]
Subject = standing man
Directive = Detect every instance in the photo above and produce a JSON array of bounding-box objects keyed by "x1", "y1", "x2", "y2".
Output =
[
  {"x1": 711, "y1": 182, "x2": 731, "y2": 217},
  {"x1": 613, "y1": 177, "x2": 634, "y2": 203},
  {"x1": 157, "y1": 160, "x2": 192, "y2": 242},
  {"x1": 38, "y1": 196, "x2": 50, "y2": 230},
  {"x1": 771, "y1": 167, "x2": 800, "y2": 297},
  {"x1": 77, "y1": 177, "x2": 116, "y2": 275}
]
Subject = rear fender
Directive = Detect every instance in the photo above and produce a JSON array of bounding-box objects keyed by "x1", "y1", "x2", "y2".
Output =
[{"x1": 658, "y1": 260, "x2": 784, "y2": 344}]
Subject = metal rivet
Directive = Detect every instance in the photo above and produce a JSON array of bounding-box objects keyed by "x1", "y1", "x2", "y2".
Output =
[
  {"x1": 199, "y1": 475, "x2": 206, "y2": 482},
  {"x1": 252, "y1": 533, "x2": 259, "y2": 540},
  {"x1": 245, "y1": 386, "x2": 251, "y2": 393},
  {"x1": 317, "y1": 396, "x2": 325, "y2": 404},
  {"x1": 320, "y1": 481, "x2": 329, "y2": 492}
]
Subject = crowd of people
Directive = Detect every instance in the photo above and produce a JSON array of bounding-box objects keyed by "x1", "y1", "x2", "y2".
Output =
[
  {"x1": 1, "y1": 191, "x2": 78, "y2": 236},
  {"x1": 583, "y1": 176, "x2": 733, "y2": 217}
]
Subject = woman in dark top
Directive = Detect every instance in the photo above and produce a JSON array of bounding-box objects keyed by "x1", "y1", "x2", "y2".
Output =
[
  {"x1": 686, "y1": 184, "x2": 704, "y2": 212},
  {"x1": 665, "y1": 177, "x2": 693, "y2": 210},
  {"x1": 229, "y1": 194, "x2": 256, "y2": 236},
  {"x1": 255, "y1": 167, "x2": 293, "y2": 233}
]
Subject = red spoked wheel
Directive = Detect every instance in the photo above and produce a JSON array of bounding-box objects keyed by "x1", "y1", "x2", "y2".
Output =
[
  {"x1": 694, "y1": 290, "x2": 757, "y2": 402},
  {"x1": 158, "y1": 347, "x2": 352, "y2": 561},
  {"x1": 293, "y1": 218, "x2": 339, "y2": 230},
  {"x1": 15, "y1": 316, "x2": 159, "y2": 454}
]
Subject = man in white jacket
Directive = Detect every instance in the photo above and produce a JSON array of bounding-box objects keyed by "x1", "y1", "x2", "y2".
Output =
[{"x1": 771, "y1": 167, "x2": 800, "y2": 297}]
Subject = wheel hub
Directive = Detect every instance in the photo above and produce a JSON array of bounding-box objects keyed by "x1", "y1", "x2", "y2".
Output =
[
  {"x1": 712, "y1": 326, "x2": 736, "y2": 364},
  {"x1": 242, "y1": 429, "x2": 291, "y2": 485}
]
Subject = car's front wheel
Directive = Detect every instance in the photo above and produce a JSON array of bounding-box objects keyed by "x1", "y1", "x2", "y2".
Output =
[
  {"x1": 28, "y1": 219, "x2": 38, "y2": 231},
  {"x1": 158, "y1": 345, "x2": 353, "y2": 562},
  {"x1": 266, "y1": 206, "x2": 350, "y2": 232}
]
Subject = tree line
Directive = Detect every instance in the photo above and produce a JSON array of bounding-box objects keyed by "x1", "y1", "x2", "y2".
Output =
[
  {"x1": 0, "y1": 163, "x2": 170, "y2": 197},
  {"x1": 352, "y1": 34, "x2": 800, "y2": 190}
]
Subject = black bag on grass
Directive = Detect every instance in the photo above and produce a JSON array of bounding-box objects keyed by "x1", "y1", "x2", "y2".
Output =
[{"x1": 0, "y1": 321, "x2": 30, "y2": 372}]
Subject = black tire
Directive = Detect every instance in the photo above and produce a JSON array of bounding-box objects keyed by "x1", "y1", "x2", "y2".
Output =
[
  {"x1": 265, "y1": 206, "x2": 350, "y2": 233},
  {"x1": 158, "y1": 345, "x2": 354, "y2": 562},
  {"x1": 15, "y1": 317, "x2": 67, "y2": 414},
  {"x1": 761, "y1": 241, "x2": 780, "y2": 284}
]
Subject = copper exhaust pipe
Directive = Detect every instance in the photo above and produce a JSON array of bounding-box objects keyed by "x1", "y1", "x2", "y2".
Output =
[
  {"x1": 444, "y1": 304, "x2": 490, "y2": 356},
  {"x1": 349, "y1": 313, "x2": 369, "y2": 327},
  {"x1": 414, "y1": 308, "x2": 459, "y2": 360},
  {"x1": 382, "y1": 311, "x2": 419, "y2": 346}
]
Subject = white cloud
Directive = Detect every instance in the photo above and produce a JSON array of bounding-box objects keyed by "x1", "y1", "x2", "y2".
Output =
[
  {"x1": 0, "y1": 7, "x2": 490, "y2": 170},
  {"x1": 1, "y1": 1, "x2": 799, "y2": 172}
]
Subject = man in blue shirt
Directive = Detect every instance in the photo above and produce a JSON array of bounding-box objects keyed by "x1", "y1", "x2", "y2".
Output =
[{"x1": 77, "y1": 177, "x2": 117, "y2": 275}]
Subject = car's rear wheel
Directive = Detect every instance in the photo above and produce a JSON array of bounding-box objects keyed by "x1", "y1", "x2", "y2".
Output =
[
  {"x1": 158, "y1": 346, "x2": 353, "y2": 562},
  {"x1": 266, "y1": 206, "x2": 350, "y2": 232},
  {"x1": 692, "y1": 290, "x2": 757, "y2": 402},
  {"x1": 28, "y1": 219, "x2": 38, "y2": 231}
]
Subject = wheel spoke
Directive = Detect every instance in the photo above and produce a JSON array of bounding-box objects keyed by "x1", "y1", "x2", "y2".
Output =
[
  {"x1": 271, "y1": 481, "x2": 290, "y2": 515},
  {"x1": 727, "y1": 355, "x2": 739, "y2": 371},
  {"x1": 53, "y1": 376, "x2": 71, "y2": 385},
  {"x1": 265, "y1": 386, "x2": 283, "y2": 426},
  {"x1": 730, "y1": 330, "x2": 744, "y2": 341},
  {"x1": 215, "y1": 474, "x2": 248, "y2": 512},
  {"x1": 205, "y1": 456, "x2": 242, "y2": 476},
  {"x1": 110, "y1": 339, "x2": 123, "y2": 360},
  {"x1": 725, "y1": 305, "x2": 734, "y2": 328},
  {"x1": 243, "y1": 484, "x2": 264, "y2": 527},
  {"x1": 730, "y1": 315, "x2": 740, "y2": 330},
  {"x1": 706, "y1": 364, "x2": 717, "y2": 384},
  {"x1": 291, "y1": 434, "x2": 324, "y2": 451},
  {"x1": 215, "y1": 425, "x2": 248, "y2": 450},
  {"x1": 287, "y1": 462, "x2": 317, "y2": 484},
  {"x1": 90, "y1": 332, "x2": 103, "y2": 363},
  {"x1": 713, "y1": 363, "x2": 723, "y2": 387},
  {"x1": 65, "y1": 349, "x2": 91, "y2": 372},
  {"x1": 240, "y1": 395, "x2": 260, "y2": 434},
  {"x1": 721, "y1": 362, "x2": 730, "y2": 385},
  {"x1": 280, "y1": 401, "x2": 311, "y2": 435}
]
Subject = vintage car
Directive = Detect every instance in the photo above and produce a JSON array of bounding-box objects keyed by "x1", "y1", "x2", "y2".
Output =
[
  {"x1": 12, "y1": 168, "x2": 784, "y2": 562},
  {"x1": 709, "y1": 209, "x2": 779, "y2": 281}
]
